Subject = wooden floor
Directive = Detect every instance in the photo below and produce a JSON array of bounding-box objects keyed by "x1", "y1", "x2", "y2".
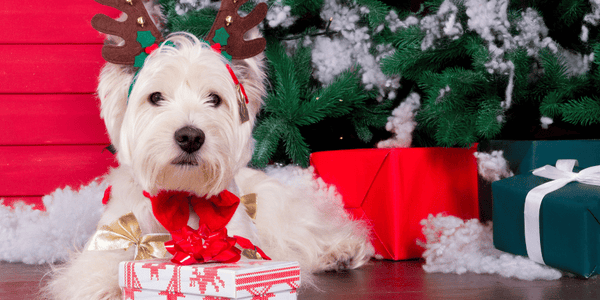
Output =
[{"x1": 1, "y1": 259, "x2": 599, "y2": 299}]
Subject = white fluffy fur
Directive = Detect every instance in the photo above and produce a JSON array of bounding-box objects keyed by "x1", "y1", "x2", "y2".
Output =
[{"x1": 44, "y1": 31, "x2": 373, "y2": 299}]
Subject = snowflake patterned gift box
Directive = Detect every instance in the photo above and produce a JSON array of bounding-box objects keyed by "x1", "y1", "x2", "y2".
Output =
[{"x1": 118, "y1": 259, "x2": 300, "y2": 299}]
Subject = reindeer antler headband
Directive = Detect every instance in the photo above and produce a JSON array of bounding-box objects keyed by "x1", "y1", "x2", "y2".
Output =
[{"x1": 91, "y1": 0, "x2": 268, "y2": 122}]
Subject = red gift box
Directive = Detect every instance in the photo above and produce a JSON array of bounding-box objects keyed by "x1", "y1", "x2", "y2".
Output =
[{"x1": 310, "y1": 147, "x2": 479, "y2": 260}]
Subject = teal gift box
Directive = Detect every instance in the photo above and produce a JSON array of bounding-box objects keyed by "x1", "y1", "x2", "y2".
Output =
[
  {"x1": 485, "y1": 140, "x2": 600, "y2": 174},
  {"x1": 478, "y1": 140, "x2": 600, "y2": 222},
  {"x1": 492, "y1": 162, "x2": 600, "y2": 277}
]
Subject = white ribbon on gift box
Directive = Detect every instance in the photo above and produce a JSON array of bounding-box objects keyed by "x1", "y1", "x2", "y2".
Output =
[{"x1": 524, "y1": 159, "x2": 600, "y2": 265}]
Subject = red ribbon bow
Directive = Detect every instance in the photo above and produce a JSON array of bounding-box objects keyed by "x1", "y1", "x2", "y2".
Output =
[
  {"x1": 144, "y1": 190, "x2": 240, "y2": 232},
  {"x1": 165, "y1": 224, "x2": 241, "y2": 265},
  {"x1": 144, "y1": 189, "x2": 270, "y2": 265}
]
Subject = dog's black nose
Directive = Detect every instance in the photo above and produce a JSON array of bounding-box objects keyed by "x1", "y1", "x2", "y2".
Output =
[{"x1": 174, "y1": 126, "x2": 205, "y2": 153}]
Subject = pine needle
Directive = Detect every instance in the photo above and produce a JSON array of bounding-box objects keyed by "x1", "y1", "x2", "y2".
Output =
[{"x1": 562, "y1": 97, "x2": 600, "y2": 126}]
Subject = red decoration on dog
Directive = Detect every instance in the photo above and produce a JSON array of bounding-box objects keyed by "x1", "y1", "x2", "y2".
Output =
[
  {"x1": 226, "y1": 64, "x2": 249, "y2": 104},
  {"x1": 144, "y1": 190, "x2": 240, "y2": 232},
  {"x1": 211, "y1": 43, "x2": 222, "y2": 53},
  {"x1": 102, "y1": 186, "x2": 112, "y2": 205},
  {"x1": 144, "y1": 189, "x2": 270, "y2": 265},
  {"x1": 144, "y1": 43, "x2": 159, "y2": 54},
  {"x1": 234, "y1": 235, "x2": 271, "y2": 260}
]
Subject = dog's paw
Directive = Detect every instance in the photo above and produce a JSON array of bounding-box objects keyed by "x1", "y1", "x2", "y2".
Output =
[{"x1": 319, "y1": 240, "x2": 374, "y2": 272}]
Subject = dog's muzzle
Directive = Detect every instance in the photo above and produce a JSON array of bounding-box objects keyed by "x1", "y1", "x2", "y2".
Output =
[{"x1": 172, "y1": 126, "x2": 204, "y2": 165}]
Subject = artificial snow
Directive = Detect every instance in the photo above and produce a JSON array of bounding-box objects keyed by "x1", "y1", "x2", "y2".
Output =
[
  {"x1": 420, "y1": 214, "x2": 562, "y2": 280},
  {"x1": 266, "y1": 0, "x2": 296, "y2": 28},
  {"x1": 310, "y1": 0, "x2": 401, "y2": 100},
  {"x1": 474, "y1": 150, "x2": 514, "y2": 182},
  {"x1": 0, "y1": 180, "x2": 106, "y2": 264},
  {"x1": 377, "y1": 92, "x2": 420, "y2": 148}
]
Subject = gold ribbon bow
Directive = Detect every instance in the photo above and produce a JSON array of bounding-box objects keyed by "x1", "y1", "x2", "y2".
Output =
[
  {"x1": 240, "y1": 193, "x2": 257, "y2": 220},
  {"x1": 239, "y1": 193, "x2": 263, "y2": 259},
  {"x1": 87, "y1": 212, "x2": 171, "y2": 260}
]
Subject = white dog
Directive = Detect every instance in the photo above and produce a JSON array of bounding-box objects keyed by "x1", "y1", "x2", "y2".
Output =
[{"x1": 44, "y1": 17, "x2": 373, "y2": 300}]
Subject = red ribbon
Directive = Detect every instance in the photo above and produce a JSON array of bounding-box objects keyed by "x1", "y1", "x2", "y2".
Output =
[
  {"x1": 102, "y1": 186, "x2": 112, "y2": 206},
  {"x1": 211, "y1": 43, "x2": 249, "y2": 105},
  {"x1": 144, "y1": 190, "x2": 240, "y2": 232},
  {"x1": 211, "y1": 43, "x2": 222, "y2": 53},
  {"x1": 226, "y1": 64, "x2": 249, "y2": 104},
  {"x1": 144, "y1": 189, "x2": 270, "y2": 265},
  {"x1": 165, "y1": 224, "x2": 241, "y2": 265},
  {"x1": 234, "y1": 235, "x2": 271, "y2": 260}
]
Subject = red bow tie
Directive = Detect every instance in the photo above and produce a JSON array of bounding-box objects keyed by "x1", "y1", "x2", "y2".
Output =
[
  {"x1": 143, "y1": 190, "x2": 240, "y2": 233},
  {"x1": 143, "y1": 189, "x2": 270, "y2": 265}
]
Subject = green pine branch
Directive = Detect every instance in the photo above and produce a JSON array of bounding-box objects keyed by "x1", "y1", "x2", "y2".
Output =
[
  {"x1": 283, "y1": 0, "x2": 323, "y2": 17},
  {"x1": 282, "y1": 124, "x2": 312, "y2": 166},
  {"x1": 355, "y1": 0, "x2": 392, "y2": 28},
  {"x1": 381, "y1": 25, "x2": 424, "y2": 77},
  {"x1": 561, "y1": 96, "x2": 600, "y2": 126},
  {"x1": 351, "y1": 98, "x2": 394, "y2": 142},
  {"x1": 557, "y1": 0, "x2": 588, "y2": 26},
  {"x1": 506, "y1": 48, "x2": 533, "y2": 104},
  {"x1": 160, "y1": 0, "x2": 216, "y2": 37},
  {"x1": 252, "y1": 38, "x2": 388, "y2": 167},
  {"x1": 475, "y1": 95, "x2": 504, "y2": 139},
  {"x1": 251, "y1": 118, "x2": 287, "y2": 167},
  {"x1": 432, "y1": 110, "x2": 477, "y2": 147}
]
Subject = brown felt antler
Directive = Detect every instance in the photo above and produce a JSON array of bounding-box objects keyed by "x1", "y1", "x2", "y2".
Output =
[
  {"x1": 91, "y1": 0, "x2": 164, "y2": 65},
  {"x1": 205, "y1": 0, "x2": 268, "y2": 60}
]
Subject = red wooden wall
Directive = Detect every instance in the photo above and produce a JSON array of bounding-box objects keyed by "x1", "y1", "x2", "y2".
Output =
[{"x1": 0, "y1": 0, "x2": 121, "y2": 209}]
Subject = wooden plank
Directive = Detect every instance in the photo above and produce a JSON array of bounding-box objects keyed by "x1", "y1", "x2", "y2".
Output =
[
  {"x1": 0, "y1": 45, "x2": 106, "y2": 94},
  {"x1": 1, "y1": 197, "x2": 44, "y2": 211},
  {"x1": 0, "y1": 0, "x2": 120, "y2": 44},
  {"x1": 0, "y1": 94, "x2": 110, "y2": 145},
  {"x1": 0, "y1": 145, "x2": 118, "y2": 197}
]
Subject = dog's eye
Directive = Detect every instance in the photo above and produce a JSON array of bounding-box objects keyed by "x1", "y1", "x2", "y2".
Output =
[
  {"x1": 148, "y1": 92, "x2": 164, "y2": 106},
  {"x1": 207, "y1": 93, "x2": 222, "y2": 107}
]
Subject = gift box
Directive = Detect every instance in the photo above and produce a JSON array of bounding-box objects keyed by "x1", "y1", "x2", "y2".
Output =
[
  {"x1": 478, "y1": 140, "x2": 600, "y2": 222},
  {"x1": 481, "y1": 140, "x2": 600, "y2": 175},
  {"x1": 492, "y1": 160, "x2": 600, "y2": 277},
  {"x1": 310, "y1": 147, "x2": 479, "y2": 260},
  {"x1": 119, "y1": 259, "x2": 300, "y2": 299}
]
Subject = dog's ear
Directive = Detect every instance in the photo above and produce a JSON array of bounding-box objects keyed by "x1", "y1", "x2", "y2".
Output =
[
  {"x1": 93, "y1": 0, "x2": 163, "y2": 152},
  {"x1": 229, "y1": 27, "x2": 267, "y2": 122},
  {"x1": 97, "y1": 63, "x2": 135, "y2": 152}
]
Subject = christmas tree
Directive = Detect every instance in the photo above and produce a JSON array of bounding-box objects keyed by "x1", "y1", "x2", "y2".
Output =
[
  {"x1": 381, "y1": 0, "x2": 600, "y2": 147},
  {"x1": 160, "y1": 0, "x2": 600, "y2": 168}
]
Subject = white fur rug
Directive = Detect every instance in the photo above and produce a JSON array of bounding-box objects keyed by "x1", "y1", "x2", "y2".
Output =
[{"x1": 1, "y1": 166, "x2": 562, "y2": 281}]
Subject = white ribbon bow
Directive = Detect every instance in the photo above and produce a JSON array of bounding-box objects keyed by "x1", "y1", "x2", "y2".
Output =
[{"x1": 524, "y1": 159, "x2": 600, "y2": 265}]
